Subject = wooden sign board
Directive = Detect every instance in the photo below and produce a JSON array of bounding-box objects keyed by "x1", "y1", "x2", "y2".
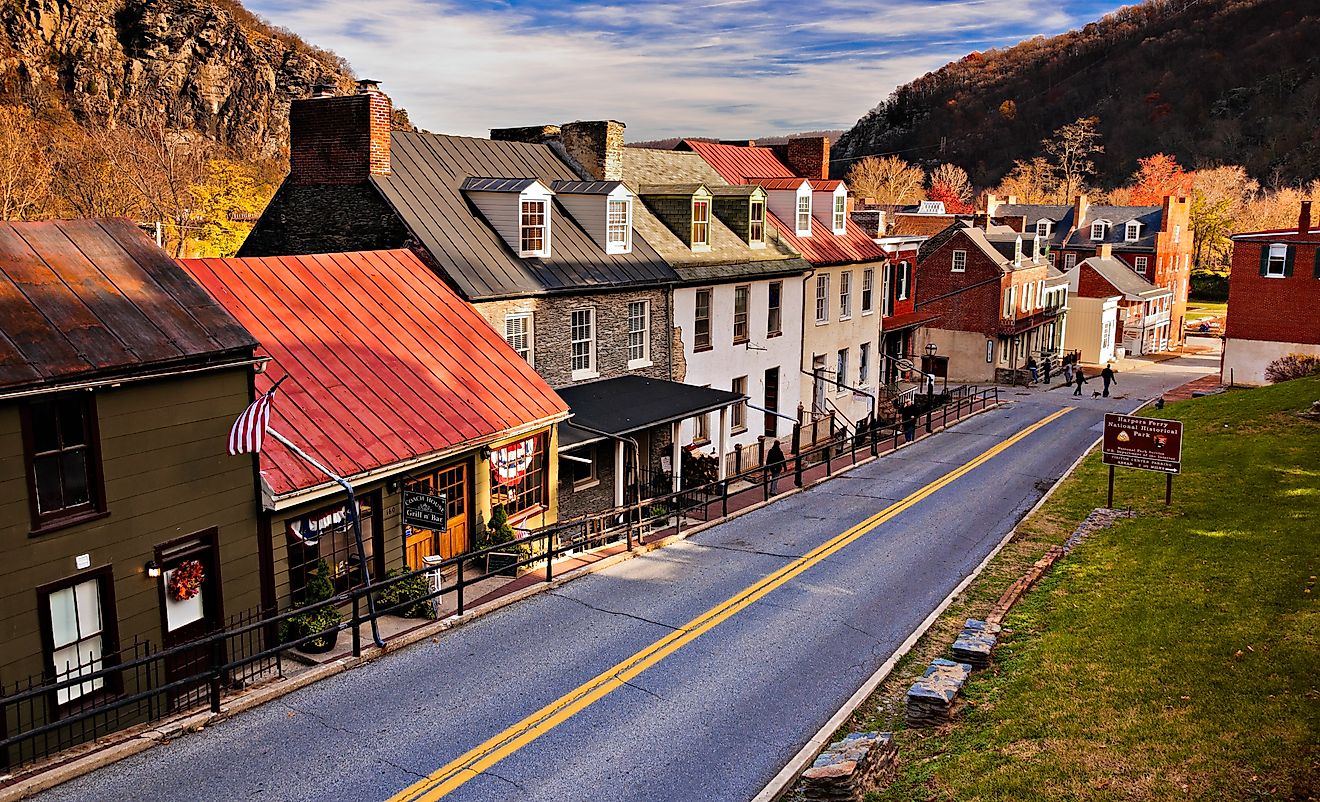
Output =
[
  {"x1": 402, "y1": 490, "x2": 448, "y2": 530},
  {"x1": 1102, "y1": 413, "x2": 1183, "y2": 475}
]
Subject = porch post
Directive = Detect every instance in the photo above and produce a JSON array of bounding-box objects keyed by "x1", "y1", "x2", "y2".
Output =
[
  {"x1": 671, "y1": 420, "x2": 683, "y2": 494},
  {"x1": 716, "y1": 406, "x2": 729, "y2": 481},
  {"x1": 614, "y1": 439, "x2": 626, "y2": 508}
]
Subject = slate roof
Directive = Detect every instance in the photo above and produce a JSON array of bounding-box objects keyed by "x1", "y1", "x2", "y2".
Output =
[
  {"x1": 919, "y1": 222, "x2": 1050, "y2": 273},
  {"x1": 181, "y1": 249, "x2": 569, "y2": 498},
  {"x1": 371, "y1": 132, "x2": 677, "y2": 301},
  {"x1": 0, "y1": 218, "x2": 256, "y2": 394},
  {"x1": 1075, "y1": 256, "x2": 1171, "y2": 300},
  {"x1": 682, "y1": 139, "x2": 888, "y2": 266},
  {"x1": 997, "y1": 203, "x2": 1164, "y2": 252}
]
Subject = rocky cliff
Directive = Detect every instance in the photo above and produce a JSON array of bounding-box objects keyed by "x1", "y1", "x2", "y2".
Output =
[{"x1": 0, "y1": 0, "x2": 354, "y2": 158}]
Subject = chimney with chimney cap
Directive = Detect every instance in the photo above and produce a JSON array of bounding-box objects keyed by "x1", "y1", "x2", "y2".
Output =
[
  {"x1": 312, "y1": 81, "x2": 336, "y2": 98},
  {"x1": 1300, "y1": 200, "x2": 1313, "y2": 234},
  {"x1": 985, "y1": 194, "x2": 1002, "y2": 217},
  {"x1": 289, "y1": 81, "x2": 391, "y2": 185}
]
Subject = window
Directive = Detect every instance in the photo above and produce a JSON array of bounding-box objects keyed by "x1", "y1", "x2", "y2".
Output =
[
  {"x1": 1173, "y1": 225, "x2": 1181, "y2": 244},
  {"x1": 1048, "y1": 252, "x2": 1057, "y2": 267},
  {"x1": 896, "y1": 262, "x2": 910, "y2": 301},
  {"x1": 1003, "y1": 286, "x2": 1016, "y2": 318},
  {"x1": 1036, "y1": 219, "x2": 1052, "y2": 237},
  {"x1": 607, "y1": 198, "x2": 631, "y2": 253},
  {"x1": 491, "y1": 432, "x2": 548, "y2": 516},
  {"x1": 767, "y1": 281, "x2": 783, "y2": 337},
  {"x1": 694, "y1": 289, "x2": 712, "y2": 351},
  {"x1": 1101, "y1": 320, "x2": 1114, "y2": 350},
  {"x1": 565, "y1": 445, "x2": 598, "y2": 490},
  {"x1": 691, "y1": 199, "x2": 710, "y2": 247},
  {"x1": 836, "y1": 349, "x2": 848, "y2": 392},
  {"x1": 1014, "y1": 237, "x2": 1023, "y2": 263},
  {"x1": 881, "y1": 264, "x2": 894, "y2": 317},
  {"x1": 1090, "y1": 221, "x2": 1109, "y2": 241},
  {"x1": 627, "y1": 300, "x2": 650, "y2": 367},
  {"x1": 1024, "y1": 282, "x2": 1034, "y2": 312},
  {"x1": 1125, "y1": 221, "x2": 1140, "y2": 242},
  {"x1": 797, "y1": 194, "x2": 812, "y2": 234},
  {"x1": 986, "y1": 339, "x2": 995, "y2": 363},
  {"x1": 839, "y1": 271, "x2": 853, "y2": 319},
  {"x1": 694, "y1": 410, "x2": 710, "y2": 443},
  {"x1": 763, "y1": 367, "x2": 779, "y2": 437},
  {"x1": 23, "y1": 393, "x2": 104, "y2": 530},
  {"x1": 731, "y1": 376, "x2": 747, "y2": 431},
  {"x1": 750, "y1": 200, "x2": 765, "y2": 242},
  {"x1": 1064, "y1": 253, "x2": 1077, "y2": 270},
  {"x1": 952, "y1": 250, "x2": 967, "y2": 272},
  {"x1": 733, "y1": 285, "x2": 750, "y2": 344},
  {"x1": 570, "y1": 308, "x2": 596, "y2": 377},
  {"x1": 833, "y1": 194, "x2": 846, "y2": 232},
  {"x1": 1135, "y1": 256, "x2": 1149, "y2": 275},
  {"x1": 861, "y1": 268, "x2": 874, "y2": 313},
  {"x1": 287, "y1": 496, "x2": 380, "y2": 597},
  {"x1": 815, "y1": 274, "x2": 829, "y2": 323},
  {"x1": 520, "y1": 199, "x2": 548, "y2": 255},
  {"x1": 42, "y1": 571, "x2": 117, "y2": 708},
  {"x1": 1264, "y1": 243, "x2": 1289, "y2": 278},
  {"x1": 859, "y1": 342, "x2": 871, "y2": 386},
  {"x1": 504, "y1": 313, "x2": 533, "y2": 365}
]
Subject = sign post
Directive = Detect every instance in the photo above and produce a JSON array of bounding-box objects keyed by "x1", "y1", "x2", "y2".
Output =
[{"x1": 1101, "y1": 413, "x2": 1184, "y2": 507}]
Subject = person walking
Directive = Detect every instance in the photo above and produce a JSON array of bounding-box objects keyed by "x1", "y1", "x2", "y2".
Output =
[
  {"x1": 1073, "y1": 367, "x2": 1088, "y2": 396},
  {"x1": 1062, "y1": 359, "x2": 1074, "y2": 387},
  {"x1": 1101, "y1": 364, "x2": 1117, "y2": 397},
  {"x1": 1026, "y1": 356, "x2": 1039, "y2": 384},
  {"x1": 766, "y1": 440, "x2": 786, "y2": 495},
  {"x1": 1042, "y1": 356, "x2": 1053, "y2": 385}
]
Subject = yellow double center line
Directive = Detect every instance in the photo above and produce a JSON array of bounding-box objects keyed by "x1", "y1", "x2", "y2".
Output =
[{"x1": 388, "y1": 407, "x2": 1072, "y2": 802}]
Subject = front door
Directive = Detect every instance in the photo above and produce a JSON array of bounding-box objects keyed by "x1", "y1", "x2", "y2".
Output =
[
  {"x1": 812, "y1": 354, "x2": 826, "y2": 414},
  {"x1": 403, "y1": 461, "x2": 470, "y2": 569},
  {"x1": 155, "y1": 528, "x2": 224, "y2": 708}
]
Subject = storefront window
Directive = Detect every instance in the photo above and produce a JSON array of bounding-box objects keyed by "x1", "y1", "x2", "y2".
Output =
[
  {"x1": 490, "y1": 432, "x2": 548, "y2": 516},
  {"x1": 286, "y1": 496, "x2": 376, "y2": 601}
]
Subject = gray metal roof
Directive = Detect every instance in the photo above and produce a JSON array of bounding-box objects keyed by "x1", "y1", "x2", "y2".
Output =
[
  {"x1": 550, "y1": 179, "x2": 625, "y2": 195},
  {"x1": 1075, "y1": 256, "x2": 1170, "y2": 300},
  {"x1": 372, "y1": 132, "x2": 677, "y2": 300},
  {"x1": 708, "y1": 185, "x2": 762, "y2": 197},
  {"x1": 460, "y1": 177, "x2": 540, "y2": 193}
]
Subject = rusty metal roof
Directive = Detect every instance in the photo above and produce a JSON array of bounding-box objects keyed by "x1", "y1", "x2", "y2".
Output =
[
  {"x1": 181, "y1": 249, "x2": 570, "y2": 497},
  {"x1": 0, "y1": 219, "x2": 256, "y2": 393}
]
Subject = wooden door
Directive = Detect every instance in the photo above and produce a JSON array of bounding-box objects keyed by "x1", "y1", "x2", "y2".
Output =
[
  {"x1": 403, "y1": 462, "x2": 469, "y2": 570},
  {"x1": 155, "y1": 529, "x2": 224, "y2": 708}
]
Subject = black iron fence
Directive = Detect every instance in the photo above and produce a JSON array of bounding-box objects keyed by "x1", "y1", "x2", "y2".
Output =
[{"x1": 1, "y1": 386, "x2": 1000, "y2": 773}]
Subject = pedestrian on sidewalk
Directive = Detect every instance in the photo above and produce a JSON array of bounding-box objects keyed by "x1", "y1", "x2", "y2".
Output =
[
  {"x1": 1062, "y1": 359, "x2": 1074, "y2": 387},
  {"x1": 1042, "y1": 356, "x2": 1053, "y2": 385},
  {"x1": 1101, "y1": 364, "x2": 1117, "y2": 397},
  {"x1": 766, "y1": 440, "x2": 786, "y2": 495},
  {"x1": 1026, "y1": 356, "x2": 1039, "y2": 384},
  {"x1": 1073, "y1": 367, "x2": 1088, "y2": 396}
]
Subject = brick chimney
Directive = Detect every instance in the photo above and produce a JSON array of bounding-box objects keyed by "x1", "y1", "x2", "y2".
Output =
[
  {"x1": 1299, "y1": 200, "x2": 1313, "y2": 234},
  {"x1": 289, "y1": 79, "x2": 392, "y2": 185},
  {"x1": 985, "y1": 194, "x2": 1002, "y2": 217},
  {"x1": 784, "y1": 136, "x2": 830, "y2": 181},
  {"x1": 1072, "y1": 194, "x2": 1089, "y2": 229},
  {"x1": 561, "y1": 120, "x2": 625, "y2": 182},
  {"x1": 1096, "y1": 243, "x2": 1113, "y2": 259}
]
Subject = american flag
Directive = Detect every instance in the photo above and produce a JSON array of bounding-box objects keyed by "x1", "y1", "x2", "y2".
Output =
[{"x1": 228, "y1": 377, "x2": 285, "y2": 455}]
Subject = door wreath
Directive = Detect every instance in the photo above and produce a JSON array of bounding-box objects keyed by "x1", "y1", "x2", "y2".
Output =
[{"x1": 167, "y1": 559, "x2": 205, "y2": 602}]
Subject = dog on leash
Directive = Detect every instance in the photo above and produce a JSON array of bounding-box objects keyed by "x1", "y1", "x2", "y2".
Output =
[{"x1": 1092, "y1": 391, "x2": 1102, "y2": 398}]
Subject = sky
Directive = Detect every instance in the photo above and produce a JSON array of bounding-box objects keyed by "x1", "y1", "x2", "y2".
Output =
[{"x1": 247, "y1": 0, "x2": 1126, "y2": 141}]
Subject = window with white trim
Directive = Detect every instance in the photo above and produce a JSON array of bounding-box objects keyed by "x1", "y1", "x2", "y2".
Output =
[
  {"x1": 504, "y1": 313, "x2": 533, "y2": 365},
  {"x1": 1036, "y1": 220, "x2": 1052, "y2": 237},
  {"x1": 797, "y1": 194, "x2": 812, "y2": 234},
  {"x1": 520, "y1": 199, "x2": 548, "y2": 256},
  {"x1": 731, "y1": 376, "x2": 747, "y2": 431},
  {"x1": 839, "y1": 271, "x2": 853, "y2": 319},
  {"x1": 952, "y1": 250, "x2": 967, "y2": 272},
  {"x1": 1125, "y1": 221, "x2": 1140, "y2": 242},
  {"x1": 570, "y1": 308, "x2": 596, "y2": 377},
  {"x1": 607, "y1": 198, "x2": 631, "y2": 253},
  {"x1": 733, "y1": 285, "x2": 750, "y2": 344},
  {"x1": 691, "y1": 200, "x2": 710, "y2": 247},
  {"x1": 1090, "y1": 221, "x2": 1109, "y2": 241},
  {"x1": 695, "y1": 408, "x2": 710, "y2": 443},
  {"x1": 859, "y1": 342, "x2": 871, "y2": 387},
  {"x1": 1003, "y1": 286, "x2": 1016, "y2": 318},
  {"x1": 749, "y1": 200, "x2": 765, "y2": 243},
  {"x1": 1265, "y1": 243, "x2": 1288, "y2": 277},
  {"x1": 881, "y1": 264, "x2": 893, "y2": 317},
  {"x1": 896, "y1": 261, "x2": 910, "y2": 301},
  {"x1": 861, "y1": 268, "x2": 874, "y2": 313},
  {"x1": 833, "y1": 195, "x2": 846, "y2": 233},
  {"x1": 767, "y1": 281, "x2": 782, "y2": 337},
  {"x1": 1064, "y1": 252, "x2": 1076, "y2": 270},
  {"x1": 815, "y1": 274, "x2": 829, "y2": 323},
  {"x1": 836, "y1": 349, "x2": 848, "y2": 393},
  {"x1": 694, "y1": 288, "x2": 712, "y2": 350},
  {"x1": 1135, "y1": 256, "x2": 1149, "y2": 275},
  {"x1": 627, "y1": 301, "x2": 650, "y2": 367},
  {"x1": 44, "y1": 574, "x2": 113, "y2": 706}
]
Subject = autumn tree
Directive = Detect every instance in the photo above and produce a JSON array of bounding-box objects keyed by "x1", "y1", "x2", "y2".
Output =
[
  {"x1": 846, "y1": 155, "x2": 925, "y2": 207},
  {"x1": 1128, "y1": 153, "x2": 1195, "y2": 205},
  {"x1": 927, "y1": 163, "x2": 974, "y2": 213},
  {"x1": 93, "y1": 123, "x2": 213, "y2": 256},
  {"x1": 992, "y1": 158, "x2": 1056, "y2": 204},
  {"x1": 189, "y1": 159, "x2": 271, "y2": 257},
  {"x1": 1188, "y1": 165, "x2": 1257, "y2": 270},
  {"x1": 1042, "y1": 116, "x2": 1103, "y2": 202},
  {"x1": 0, "y1": 105, "x2": 54, "y2": 220}
]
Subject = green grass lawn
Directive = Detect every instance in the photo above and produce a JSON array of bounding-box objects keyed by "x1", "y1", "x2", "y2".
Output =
[{"x1": 865, "y1": 377, "x2": 1320, "y2": 802}]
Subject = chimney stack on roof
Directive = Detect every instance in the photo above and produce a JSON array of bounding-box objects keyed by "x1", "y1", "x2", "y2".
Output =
[
  {"x1": 1096, "y1": 243, "x2": 1113, "y2": 259},
  {"x1": 355, "y1": 79, "x2": 383, "y2": 95},
  {"x1": 1073, "y1": 194, "x2": 1089, "y2": 228},
  {"x1": 1300, "y1": 200, "x2": 1313, "y2": 234},
  {"x1": 783, "y1": 136, "x2": 830, "y2": 181},
  {"x1": 312, "y1": 81, "x2": 336, "y2": 98},
  {"x1": 561, "y1": 120, "x2": 626, "y2": 182},
  {"x1": 289, "y1": 81, "x2": 392, "y2": 185},
  {"x1": 984, "y1": 194, "x2": 1002, "y2": 217}
]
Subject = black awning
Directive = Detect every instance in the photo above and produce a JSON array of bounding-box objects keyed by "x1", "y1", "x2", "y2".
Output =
[
  {"x1": 556, "y1": 375, "x2": 745, "y2": 438},
  {"x1": 558, "y1": 422, "x2": 604, "y2": 450}
]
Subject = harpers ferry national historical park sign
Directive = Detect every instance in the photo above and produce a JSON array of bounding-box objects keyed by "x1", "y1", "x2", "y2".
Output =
[{"x1": 1102, "y1": 413, "x2": 1185, "y2": 506}]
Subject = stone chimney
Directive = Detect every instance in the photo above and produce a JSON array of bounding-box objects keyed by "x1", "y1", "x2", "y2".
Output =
[
  {"x1": 560, "y1": 120, "x2": 626, "y2": 182},
  {"x1": 1096, "y1": 243, "x2": 1113, "y2": 259},
  {"x1": 985, "y1": 194, "x2": 1002, "y2": 217},
  {"x1": 1299, "y1": 200, "x2": 1312, "y2": 234},
  {"x1": 1072, "y1": 194, "x2": 1089, "y2": 229},
  {"x1": 289, "y1": 79, "x2": 392, "y2": 185},
  {"x1": 784, "y1": 136, "x2": 830, "y2": 181},
  {"x1": 490, "y1": 124, "x2": 562, "y2": 144}
]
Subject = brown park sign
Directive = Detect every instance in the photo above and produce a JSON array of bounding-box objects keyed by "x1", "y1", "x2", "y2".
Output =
[{"x1": 1102, "y1": 413, "x2": 1183, "y2": 474}]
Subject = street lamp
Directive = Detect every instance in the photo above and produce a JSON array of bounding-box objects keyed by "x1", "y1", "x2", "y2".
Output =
[{"x1": 925, "y1": 342, "x2": 938, "y2": 357}]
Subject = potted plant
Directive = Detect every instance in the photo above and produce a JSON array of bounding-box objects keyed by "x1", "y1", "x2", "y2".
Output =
[
  {"x1": 479, "y1": 505, "x2": 521, "y2": 577},
  {"x1": 285, "y1": 559, "x2": 342, "y2": 653}
]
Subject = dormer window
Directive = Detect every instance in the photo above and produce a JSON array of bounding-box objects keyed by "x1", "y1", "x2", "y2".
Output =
[
  {"x1": 750, "y1": 199, "x2": 765, "y2": 243},
  {"x1": 832, "y1": 195, "x2": 846, "y2": 233},
  {"x1": 462, "y1": 177, "x2": 554, "y2": 258},
  {"x1": 1014, "y1": 236, "x2": 1023, "y2": 264},
  {"x1": 607, "y1": 198, "x2": 631, "y2": 254},
  {"x1": 691, "y1": 199, "x2": 710, "y2": 248},
  {"x1": 1036, "y1": 219, "x2": 1053, "y2": 238},
  {"x1": 1090, "y1": 221, "x2": 1110, "y2": 241},
  {"x1": 797, "y1": 194, "x2": 812, "y2": 236},
  {"x1": 520, "y1": 200, "x2": 548, "y2": 256},
  {"x1": 1124, "y1": 221, "x2": 1141, "y2": 242}
]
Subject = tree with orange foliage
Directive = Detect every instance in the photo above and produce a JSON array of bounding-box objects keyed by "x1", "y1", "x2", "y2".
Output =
[
  {"x1": 1128, "y1": 153, "x2": 1194, "y2": 205},
  {"x1": 927, "y1": 181, "x2": 973, "y2": 214}
]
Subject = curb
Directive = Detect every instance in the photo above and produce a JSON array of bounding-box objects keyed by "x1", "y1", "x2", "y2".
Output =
[
  {"x1": 1, "y1": 402, "x2": 1005, "y2": 802},
  {"x1": 751, "y1": 401, "x2": 1110, "y2": 802}
]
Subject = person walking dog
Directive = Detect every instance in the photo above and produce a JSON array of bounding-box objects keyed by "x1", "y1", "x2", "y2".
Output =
[
  {"x1": 1101, "y1": 364, "x2": 1117, "y2": 397},
  {"x1": 766, "y1": 440, "x2": 786, "y2": 494},
  {"x1": 1073, "y1": 367, "x2": 1088, "y2": 396}
]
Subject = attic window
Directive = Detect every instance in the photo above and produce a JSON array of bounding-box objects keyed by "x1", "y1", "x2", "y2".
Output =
[
  {"x1": 691, "y1": 200, "x2": 710, "y2": 248},
  {"x1": 832, "y1": 195, "x2": 847, "y2": 233},
  {"x1": 1124, "y1": 221, "x2": 1140, "y2": 242},
  {"x1": 796, "y1": 194, "x2": 812, "y2": 235},
  {"x1": 1090, "y1": 221, "x2": 1109, "y2": 241},
  {"x1": 520, "y1": 199, "x2": 549, "y2": 257},
  {"x1": 749, "y1": 200, "x2": 765, "y2": 242},
  {"x1": 607, "y1": 198, "x2": 631, "y2": 254},
  {"x1": 1036, "y1": 220, "x2": 1052, "y2": 238}
]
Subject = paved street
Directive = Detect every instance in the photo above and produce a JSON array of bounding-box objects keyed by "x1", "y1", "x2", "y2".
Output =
[{"x1": 36, "y1": 355, "x2": 1215, "y2": 802}]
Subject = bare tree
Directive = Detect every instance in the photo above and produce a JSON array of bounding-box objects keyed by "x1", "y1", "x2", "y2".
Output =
[
  {"x1": 929, "y1": 163, "x2": 972, "y2": 202},
  {"x1": 847, "y1": 155, "x2": 925, "y2": 207},
  {"x1": 48, "y1": 126, "x2": 144, "y2": 220},
  {"x1": 0, "y1": 106, "x2": 54, "y2": 220},
  {"x1": 1042, "y1": 116, "x2": 1103, "y2": 202},
  {"x1": 993, "y1": 158, "x2": 1057, "y2": 204}
]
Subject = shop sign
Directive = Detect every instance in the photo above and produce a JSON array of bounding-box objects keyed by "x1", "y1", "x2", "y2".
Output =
[
  {"x1": 1102, "y1": 413, "x2": 1183, "y2": 474},
  {"x1": 402, "y1": 489, "x2": 447, "y2": 530}
]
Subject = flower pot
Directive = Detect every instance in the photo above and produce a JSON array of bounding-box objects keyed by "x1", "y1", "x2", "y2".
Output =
[{"x1": 297, "y1": 626, "x2": 340, "y2": 654}]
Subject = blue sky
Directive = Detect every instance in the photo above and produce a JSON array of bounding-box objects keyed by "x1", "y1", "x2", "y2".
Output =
[{"x1": 249, "y1": 0, "x2": 1125, "y2": 140}]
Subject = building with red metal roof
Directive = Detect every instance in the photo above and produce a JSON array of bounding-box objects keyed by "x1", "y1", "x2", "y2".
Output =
[{"x1": 181, "y1": 249, "x2": 570, "y2": 600}]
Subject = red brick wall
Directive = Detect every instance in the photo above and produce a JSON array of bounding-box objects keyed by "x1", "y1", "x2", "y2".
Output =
[
  {"x1": 289, "y1": 92, "x2": 392, "y2": 186},
  {"x1": 1226, "y1": 235, "x2": 1320, "y2": 345},
  {"x1": 784, "y1": 137, "x2": 830, "y2": 181},
  {"x1": 915, "y1": 231, "x2": 1007, "y2": 337},
  {"x1": 1073, "y1": 263, "x2": 1120, "y2": 298}
]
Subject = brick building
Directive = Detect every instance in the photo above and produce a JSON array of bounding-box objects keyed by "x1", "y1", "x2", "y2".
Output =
[
  {"x1": 912, "y1": 222, "x2": 1070, "y2": 382},
  {"x1": 989, "y1": 193, "x2": 1192, "y2": 348},
  {"x1": 1065, "y1": 245, "x2": 1173, "y2": 359},
  {"x1": 1222, "y1": 202, "x2": 1320, "y2": 385}
]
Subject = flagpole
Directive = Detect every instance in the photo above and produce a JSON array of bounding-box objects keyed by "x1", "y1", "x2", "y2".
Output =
[{"x1": 266, "y1": 428, "x2": 385, "y2": 649}]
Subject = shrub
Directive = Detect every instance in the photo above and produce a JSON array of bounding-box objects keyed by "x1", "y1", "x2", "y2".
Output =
[
  {"x1": 374, "y1": 568, "x2": 435, "y2": 619},
  {"x1": 1264, "y1": 353, "x2": 1320, "y2": 384},
  {"x1": 283, "y1": 559, "x2": 342, "y2": 649}
]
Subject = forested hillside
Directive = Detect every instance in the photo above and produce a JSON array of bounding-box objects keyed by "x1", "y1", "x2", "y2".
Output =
[{"x1": 834, "y1": 0, "x2": 1320, "y2": 187}]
